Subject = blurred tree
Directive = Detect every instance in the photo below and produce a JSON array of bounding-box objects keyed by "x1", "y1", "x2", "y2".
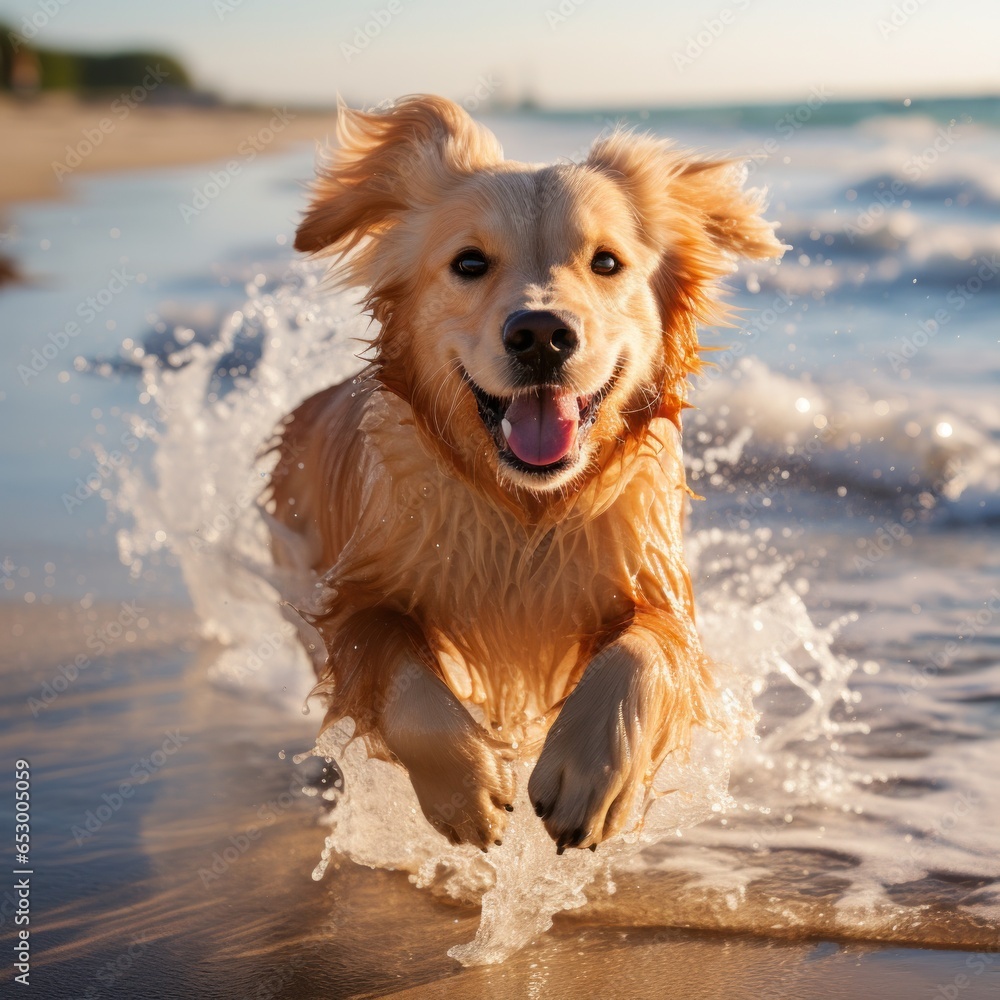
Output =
[{"x1": 0, "y1": 26, "x2": 192, "y2": 94}]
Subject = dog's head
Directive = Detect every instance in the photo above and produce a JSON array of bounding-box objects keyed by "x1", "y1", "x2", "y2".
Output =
[{"x1": 296, "y1": 95, "x2": 784, "y2": 504}]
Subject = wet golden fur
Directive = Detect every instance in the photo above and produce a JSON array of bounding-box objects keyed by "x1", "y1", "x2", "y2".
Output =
[{"x1": 268, "y1": 95, "x2": 784, "y2": 851}]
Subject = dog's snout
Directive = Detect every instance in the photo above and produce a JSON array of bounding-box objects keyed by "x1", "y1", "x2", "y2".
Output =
[{"x1": 502, "y1": 310, "x2": 578, "y2": 372}]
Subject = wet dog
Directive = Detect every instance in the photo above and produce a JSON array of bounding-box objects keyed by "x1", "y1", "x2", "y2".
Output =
[{"x1": 267, "y1": 95, "x2": 783, "y2": 852}]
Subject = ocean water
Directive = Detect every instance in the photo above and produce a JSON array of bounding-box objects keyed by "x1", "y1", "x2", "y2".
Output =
[{"x1": 2, "y1": 97, "x2": 999, "y2": 973}]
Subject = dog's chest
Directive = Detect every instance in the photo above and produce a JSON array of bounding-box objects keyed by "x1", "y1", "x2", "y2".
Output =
[
  {"x1": 380, "y1": 483, "x2": 608, "y2": 605},
  {"x1": 351, "y1": 393, "x2": 689, "y2": 671},
  {"x1": 383, "y1": 467, "x2": 683, "y2": 644}
]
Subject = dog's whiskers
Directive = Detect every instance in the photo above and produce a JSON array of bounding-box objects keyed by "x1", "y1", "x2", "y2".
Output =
[
  {"x1": 618, "y1": 382, "x2": 661, "y2": 418},
  {"x1": 423, "y1": 357, "x2": 465, "y2": 438}
]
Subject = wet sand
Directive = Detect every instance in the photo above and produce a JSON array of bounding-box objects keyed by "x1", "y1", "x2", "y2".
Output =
[
  {"x1": 0, "y1": 94, "x2": 337, "y2": 287},
  {"x1": 0, "y1": 94, "x2": 335, "y2": 208},
  {"x1": 1, "y1": 600, "x2": 996, "y2": 999}
]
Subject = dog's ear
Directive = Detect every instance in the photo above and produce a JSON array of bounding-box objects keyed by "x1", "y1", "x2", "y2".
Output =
[
  {"x1": 295, "y1": 95, "x2": 503, "y2": 256},
  {"x1": 586, "y1": 130, "x2": 785, "y2": 408},
  {"x1": 586, "y1": 130, "x2": 785, "y2": 325}
]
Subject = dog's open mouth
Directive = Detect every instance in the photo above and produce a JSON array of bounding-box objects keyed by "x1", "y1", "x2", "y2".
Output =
[{"x1": 465, "y1": 374, "x2": 615, "y2": 475}]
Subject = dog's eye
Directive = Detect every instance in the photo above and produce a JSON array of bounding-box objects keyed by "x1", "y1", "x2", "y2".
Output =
[
  {"x1": 451, "y1": 249, "x2": 489, "y2": 278},
  {"x1": 591, "y1": 251, "x2": 621, "y2": 275}
]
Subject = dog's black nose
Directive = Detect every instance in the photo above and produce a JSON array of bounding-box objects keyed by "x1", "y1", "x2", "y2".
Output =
[{"x1": 502, "y1": 310, "x2": 578, "y2": 375}]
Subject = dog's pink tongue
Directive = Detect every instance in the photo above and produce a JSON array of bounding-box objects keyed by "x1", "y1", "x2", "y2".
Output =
[{"x1": 503, "y1": 389, "x2": 579, "y2": 467}]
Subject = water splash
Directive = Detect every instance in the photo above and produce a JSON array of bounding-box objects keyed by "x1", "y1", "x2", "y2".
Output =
[{"x1": 108, "y1": 260, "x2": 999, "y2": 962}]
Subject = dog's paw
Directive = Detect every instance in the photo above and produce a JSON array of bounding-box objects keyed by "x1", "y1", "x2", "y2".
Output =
[
  {"x1": 383, "y1": 663, "x2": 515, "y2": 850},
  {"x1": 527, "y1": 640, "x2": 657, "y2": 852},
  {"x1": 410, "y1": 731, "x2": 516, "y2": 850}
]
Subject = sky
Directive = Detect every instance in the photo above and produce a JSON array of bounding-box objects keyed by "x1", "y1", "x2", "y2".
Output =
[{"x1": 1, "y1": 0, "x2": 998, "y2": 109}]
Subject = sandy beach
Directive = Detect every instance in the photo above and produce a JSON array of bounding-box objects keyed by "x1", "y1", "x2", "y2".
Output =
[
  {"x1": 0, "y1": 95, "x2": 335, "y2": 208},
  {"x1": 0, "y1": 94, "x2": 336, "y2": 287}
]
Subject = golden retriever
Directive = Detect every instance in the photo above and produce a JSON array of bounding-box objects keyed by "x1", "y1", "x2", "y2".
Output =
[{"x1": 267, "y1": 95, "x2": 784, "y2": 853}]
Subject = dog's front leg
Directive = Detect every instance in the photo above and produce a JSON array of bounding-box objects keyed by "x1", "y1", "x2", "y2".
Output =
[
  {"x1": 328, "y1": 610, "x2": 515, "y2": 849},
  {"x1": 527, "y1": 610, "x2": 705, "y2": 852}
]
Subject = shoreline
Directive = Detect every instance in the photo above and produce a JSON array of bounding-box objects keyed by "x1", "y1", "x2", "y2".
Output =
[
  {"x1": 0, "y1": 94, "x2": 336, "y2": 209},
  {"x1": 2, "y1": 597, "x2": 998, "y2": 998}
]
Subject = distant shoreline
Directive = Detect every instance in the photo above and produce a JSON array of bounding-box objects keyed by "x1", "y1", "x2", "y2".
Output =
[
  {"x1": 0, "y1": 94, "x2": 337, "y2": 210},
  {"x1": 5, "y1": 89, "x2": 996, "y2": 206},
  {"x1": 3, "y1": 89, "x2": 994, "y2": 214}
]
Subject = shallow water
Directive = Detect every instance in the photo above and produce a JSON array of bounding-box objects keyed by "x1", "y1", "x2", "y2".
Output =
[
  {"x1": 4, "y1": 599, "x2": 996, "y2": 998},
  {"x1": 2, "y1": 99, "x2": 999, "y2": 988}
]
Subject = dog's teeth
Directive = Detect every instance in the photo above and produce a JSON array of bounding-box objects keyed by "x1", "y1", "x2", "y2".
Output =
[{"x1": 501, "y1": 418, "x2": 512, "y2": 440}]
